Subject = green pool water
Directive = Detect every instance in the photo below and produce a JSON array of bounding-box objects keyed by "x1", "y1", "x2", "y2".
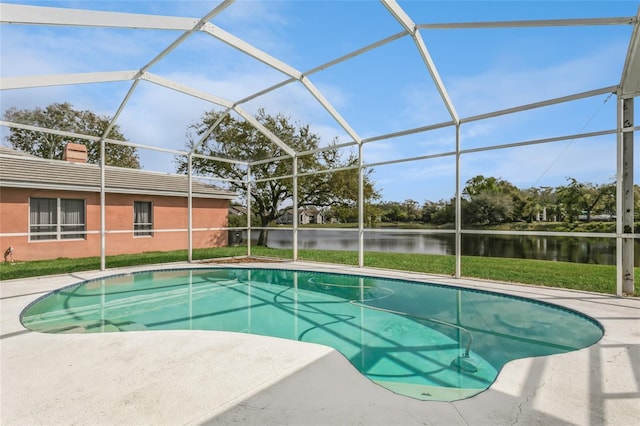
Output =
[{"x1": 21, "y1": 268, "x2": 603, "y2": 401}]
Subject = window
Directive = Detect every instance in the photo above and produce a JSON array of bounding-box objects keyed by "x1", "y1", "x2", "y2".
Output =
[
  {"x1": 29, "y1": 198, "x2": 56, "y2": 241},
  {"x1": 134, "y1": 201, "x2": 153, "y2": 237},
  {"x1": 61, "y1": 199, "x2": 86, "y2": 239},
  {"x1": 30, "y1": 198, "x2": 86, "y2": 241}
]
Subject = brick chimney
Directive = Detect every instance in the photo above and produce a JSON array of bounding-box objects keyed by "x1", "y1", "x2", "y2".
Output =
[{"x1": 63, "y1": 143, "x2": 88, "y2": 163}]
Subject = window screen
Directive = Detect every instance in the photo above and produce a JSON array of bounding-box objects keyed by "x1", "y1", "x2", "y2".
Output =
[{"x1": 134, "y1": 201, "x2": 153, "y2": 237}]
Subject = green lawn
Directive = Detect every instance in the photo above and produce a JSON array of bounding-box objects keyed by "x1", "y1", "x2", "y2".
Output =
[{"x1": 0, "y1": 246, "x2": 637, "y2": 296}]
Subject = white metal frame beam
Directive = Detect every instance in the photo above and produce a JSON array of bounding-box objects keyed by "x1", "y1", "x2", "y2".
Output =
[
  {"x1": 200, "y1": 23, "x2": 302, "y2": 80},
  {"x1": 620, "y1": 7, "x2": 640, "y2": 97},
  {"x1": 418, "y1": 16, "x2": 636, "y2": 30},
  {"x1": 462, "y1": 86, "x2": 618, "y2": 123},
  {"x1": 0, "y1": 71, "x2": 137, "y2": 90},
  {"x1": 189, "y1": 108, "x2": 232, "y2": 156},
  {"x1": 233, "y1": 108, "x2": 297, "y2": 157},
  {"x1": 300, "y1": 76, "x2": 362, "y2": 144},
  {"x1": 381, "y1": 0, "x2": 459, "y2": 124},
  {"x1": 0, "y1": 3, "x2": 199, "y2": 30},
  {"x1": 199, "y1": 14, "x2": 364, "y2": 149},
  {"x1": 141, "y1": 72, "x2": 234, "y2": 108}
]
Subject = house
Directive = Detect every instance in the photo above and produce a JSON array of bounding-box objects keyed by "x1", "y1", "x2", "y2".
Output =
[
  {"x1": 0, "y1": 145, "x2": 236, "y2": 262},
  {"x1": 276, "y1": 207, "x2": 324, "y2": 225}
]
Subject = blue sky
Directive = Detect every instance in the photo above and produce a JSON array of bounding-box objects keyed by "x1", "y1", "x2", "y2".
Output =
[{"x1": 1, "y1": 0, "x2": 639, "y2": 203}]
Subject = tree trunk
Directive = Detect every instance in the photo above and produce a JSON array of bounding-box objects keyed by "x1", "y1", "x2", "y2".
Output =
[
  {"x1": 256, "y1": 215, "x2": 273, "y2": 246},
  {"x1": 257, "y1": 229, "x2": 269, "y2": 246}
]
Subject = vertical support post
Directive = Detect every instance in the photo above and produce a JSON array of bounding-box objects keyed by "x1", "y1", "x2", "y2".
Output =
[
  {"x1": 100, "y1": 139, "x2": 106, "y2": 271},
  {"x1": 187, "y1": 154, "x2": 193, "y2": 263},
  {"x1": 292, "y1": 156, "x2": 299, "y2": 261},
  {"x1": 358, "y1": 143, "x2": 365, "y2": 268},
  {"x1": 617, "y1": 95, "x2": 635, "y2": 296},
  {"x1": 293, "y1": 272, "x2": 299, "y2": 338},
  {"x1": 188, "y1": 270, "x2": 193, "y2": 330},
  {"x1": 246, "y1": 164, "x2": 252, "y2": 257},
  {"x1": 455, "y1": 124, "x2": 462, "y2": 278},
  {"x1": 456, "y1": 289, "x2": 462, "y2": 359},
  {"x1": 247, "y1": 270, "x2": 252, "y2": 331},
  {"x1": 100, "y1": 278, "x2": 106, "y2": 333}
]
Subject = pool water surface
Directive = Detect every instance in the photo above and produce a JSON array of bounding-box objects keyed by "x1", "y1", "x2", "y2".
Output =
[{"x1": 21, "y1": 268, "x2": 603, "y2": 401}]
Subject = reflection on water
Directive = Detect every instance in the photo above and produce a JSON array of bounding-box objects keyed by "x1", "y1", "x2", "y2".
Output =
[{"x1": 253, "y1": 230, "x2": 636, "y2": 266}]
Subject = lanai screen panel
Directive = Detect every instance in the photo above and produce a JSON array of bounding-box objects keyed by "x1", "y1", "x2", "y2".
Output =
[
  {"x1": 1, "y1": 1, "x2": 638, "y2": 292},
  {"x1": 1, "y1": 2, "x2": 636, "y2": 173}
]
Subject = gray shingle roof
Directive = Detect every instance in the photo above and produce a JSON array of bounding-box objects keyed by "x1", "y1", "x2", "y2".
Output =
[{"x1": 0, "y1": 146, "x2": 236, "y2": 199}]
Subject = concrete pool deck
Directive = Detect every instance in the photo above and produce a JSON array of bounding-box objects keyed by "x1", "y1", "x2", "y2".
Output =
[{"x1": 1, "y1": 260, "x2": 638, "y2": 425}]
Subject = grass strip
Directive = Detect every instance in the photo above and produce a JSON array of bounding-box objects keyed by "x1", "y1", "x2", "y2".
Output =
[
  {"x1": 0, "y1": 246, "x2": 637, "y2": 296},
  {"x1": 297, "y1": 250, "x2": 626, "y2": 295}
]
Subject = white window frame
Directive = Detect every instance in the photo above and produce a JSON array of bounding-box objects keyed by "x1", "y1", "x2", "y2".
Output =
[
  {"x1": 133, "y1": 201, "x2": 153, "y2": 237},
  {"x1": 29, "y1": 197, "x2": 86, "y2": 241}
]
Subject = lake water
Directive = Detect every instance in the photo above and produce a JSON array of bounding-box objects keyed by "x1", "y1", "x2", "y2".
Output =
[{"x1": 243, "y1": 229, "x2": 637, "y2": 266}]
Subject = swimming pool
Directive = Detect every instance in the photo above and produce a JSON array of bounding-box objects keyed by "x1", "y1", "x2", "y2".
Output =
[{"x1": 20, "y1": 268, "x2": 603, "y2": 401}]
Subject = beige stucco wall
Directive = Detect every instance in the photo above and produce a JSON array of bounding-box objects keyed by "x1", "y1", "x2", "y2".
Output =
[{"x1": 0, "y1": 187, "x2": 229, "y2": 262}]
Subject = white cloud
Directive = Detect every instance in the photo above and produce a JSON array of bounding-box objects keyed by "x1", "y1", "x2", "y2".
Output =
[
  {"x1": 373, "y1": 158, "x2": 457, "y2": 202},
  {"x1": 461, "y1": 136, "x2": 617, "y2": 189},
  {"x1": 311, "y1": 124, "x2": 351, "y2": 147},
  {"x1": 362, "y1": 140, "x2": 397, "y2": 165},
  {"x1": 1, "y1": 25, "x2": 174, "y2": 77},
  {"x1": 448, "y1": 41, "x2": 626, "y2": 118},
  {"x1": 461, "y1": 121, "x2": 496, "y2": 140},
  {"x1": 119, "y1": 83, "x2": 211, "y2": 142}
]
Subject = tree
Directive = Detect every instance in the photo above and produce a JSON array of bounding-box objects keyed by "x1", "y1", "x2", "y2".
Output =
[
  {"x1": 422, "y1": 199, "x2": 455, "y2": 225},
  {"x1": 365, "y1": 203, "x2": 384, "y2": 227},
  {"x1": 176, "y1": 109, "x2": 379, "y2": 245},
  {"x1": 557, "y1": 178, "x2": 613, "y2": 222},
  {"x1": 462, "y1": 175, "x2": 519, "y2": 225},
  {"x1": 3, "y1": 102, "x2": 140, "y2": 168},
  {"x1": 463, "y1": 191, "x2": 514, "y2": 225},
  {"x1": 324, "y1": 205, "x2": 358, "y2": 224},
  {"x1": 374, "y1": 199, "x2": 421, "y2": 223},
  {"x1": 379, "y1": 201, "x2": 405, "y2": 222},
  {"x1": 520, "y1": 187, "x2": 543, "y2": 222},
  {"x1": 598, "y1": 182, "x2": 616, "y2": 219},
  {"x1": 402, "y1": 199, "x2": 421, "y2": 222}
]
